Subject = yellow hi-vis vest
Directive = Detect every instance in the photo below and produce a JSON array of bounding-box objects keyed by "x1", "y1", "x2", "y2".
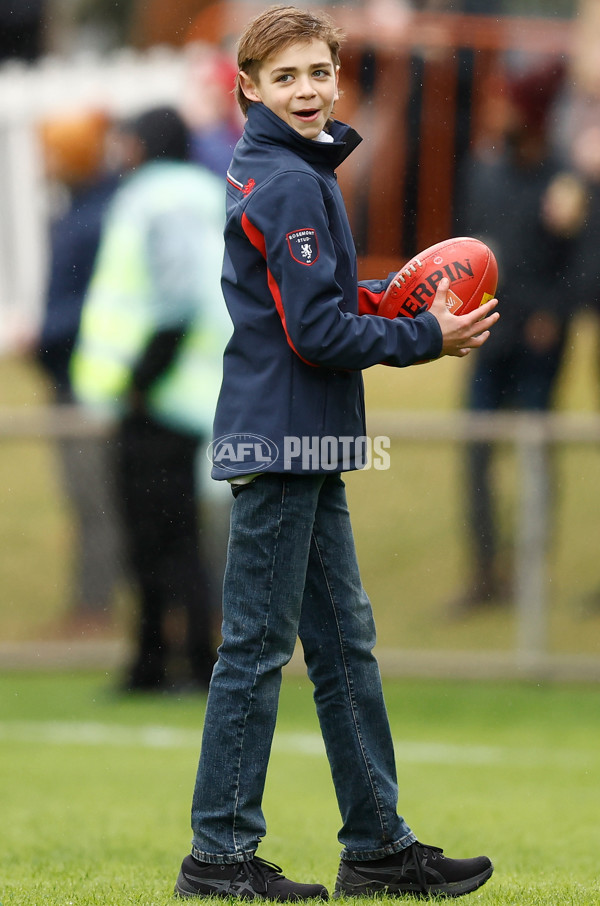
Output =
[{"x1": 71, "y1": 160, "x2": 230, "y2": 436}]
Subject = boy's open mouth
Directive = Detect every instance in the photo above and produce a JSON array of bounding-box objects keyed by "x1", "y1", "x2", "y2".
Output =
[{"x1": 294, "y1": 109, "x2": 319, "y2": 119}]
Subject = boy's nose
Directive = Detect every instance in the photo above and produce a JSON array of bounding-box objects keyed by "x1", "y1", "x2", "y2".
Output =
[{"x1": 296, "y1": 76, "x2": 317, "y2": 97}]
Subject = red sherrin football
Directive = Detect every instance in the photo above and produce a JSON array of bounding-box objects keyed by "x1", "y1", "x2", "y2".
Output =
[{"x1": 378, "y1": 237, "x2": 498, "y2": 319}]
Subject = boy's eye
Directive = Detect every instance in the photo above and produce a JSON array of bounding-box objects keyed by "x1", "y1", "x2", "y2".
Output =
[{"x1": 276, "y1": 69, "x2": 331, "y2": 83}]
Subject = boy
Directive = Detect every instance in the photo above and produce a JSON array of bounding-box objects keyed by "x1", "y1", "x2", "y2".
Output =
[{"x1": 175, "y1": 5, "x2": 498, "y2": 900}]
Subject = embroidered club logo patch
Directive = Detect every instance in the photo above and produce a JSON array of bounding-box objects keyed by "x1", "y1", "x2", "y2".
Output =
[{"x1": 287, "y1": 228, "x2": 319, "y2": 266}]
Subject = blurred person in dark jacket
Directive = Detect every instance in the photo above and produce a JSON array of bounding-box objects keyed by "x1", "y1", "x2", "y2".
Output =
[
  {"x1": 36, "y1": 109, "x2": 125, "y2": 636},
  {"x1": 450, "y1": 58, "x2": 586, "y2": 612}
]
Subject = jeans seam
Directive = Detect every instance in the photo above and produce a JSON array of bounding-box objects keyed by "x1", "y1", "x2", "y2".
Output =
[
  {"x1": 191, "y1": 844, "x2": 254, "y2": 864},
  {"x1": 231, "y1": 478, "x2": 285, "y2": 853},
  {"x1": 311, "y1": 527, "x2": 388, "y2": 839}
]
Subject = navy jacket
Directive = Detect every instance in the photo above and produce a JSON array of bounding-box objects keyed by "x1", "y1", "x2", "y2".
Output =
[
  {"x1": 211, "y1": 103, "x2": 442, "y2": 478},
  {"x1": 38, "y1": 173, "x2": 120, "y2": 395}
]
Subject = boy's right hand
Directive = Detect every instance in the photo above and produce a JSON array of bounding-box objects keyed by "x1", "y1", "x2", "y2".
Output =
[{"x1": 429, "y1": 277, "x2": 499, "y2": 358}]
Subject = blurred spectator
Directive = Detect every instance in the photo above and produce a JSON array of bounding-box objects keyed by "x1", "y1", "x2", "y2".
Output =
[
  {"x1": 71, "y1": 106, "x2": 230, "y2": 693},
  {"x1": 556, "y1": 0, "x2": 600, "y2": 315},
  {"x1": 37, "y1": 110, "x2": 119, "y2": 395},
  {"x1": 180, "y1": 42, "x2": 242, "y2": 178},
  {"x1": 0, "y1": 1, "x2": 47, "y2": 62},
  {"x1": 450, "y1": 57, "x2": 585, "y2": 613},
  {"x1": 36, "y1": 108, "x2": 126, "y2": 636},
  {"x1": 567, "y1": 128, "x2": 600, "y2": 613}
]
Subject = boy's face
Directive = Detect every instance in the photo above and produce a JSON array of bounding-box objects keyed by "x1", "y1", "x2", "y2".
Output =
[{"x1": 239, "y1": 38, "x2": 339, "y2": 140}]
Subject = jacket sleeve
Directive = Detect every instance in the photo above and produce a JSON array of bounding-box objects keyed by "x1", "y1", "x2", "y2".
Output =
[
  {"x1": 357, "y1": 274, "x2": 396, "y2": 315},
  {"x1": 243, "y1": 171, "x2": 442, "y2": 369},
  {"x1": 130, "y1": 327, "x2": 186, "y2": 393}
]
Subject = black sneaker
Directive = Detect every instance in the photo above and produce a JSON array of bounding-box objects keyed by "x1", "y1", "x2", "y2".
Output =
[
  {"x1": 175, "y1": 854, "x2": 329, "y2": 900},
  {"x1": 333, "y1": 842, "x2": 493, "y2": 899}
]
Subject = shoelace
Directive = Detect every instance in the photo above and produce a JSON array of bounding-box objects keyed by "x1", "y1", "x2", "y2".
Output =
[
  {"x1": 406, "y1": 843, "x2": 444, "y2": 895},
  {"x1": 235, "y1": 856, "x2": 284, "y2": 895}
]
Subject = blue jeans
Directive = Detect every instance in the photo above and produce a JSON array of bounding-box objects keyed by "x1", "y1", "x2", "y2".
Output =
[{"x1": 190, "y1": 472, "x2": 415, "y2": 863}]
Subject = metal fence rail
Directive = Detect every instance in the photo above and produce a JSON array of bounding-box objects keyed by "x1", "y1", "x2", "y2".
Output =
[
  {"x1": 2, "y1": 405, "x2": 599, "y2": 680},
  {"x1": 367, "y1": 409, "x2": 600, "y2": 678}
]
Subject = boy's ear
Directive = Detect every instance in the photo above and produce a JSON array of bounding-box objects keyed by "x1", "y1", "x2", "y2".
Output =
[
  {"x1": 239, "y1": 70, "x2": 262, "y2": 104},
  {"x1": 334, "y1": 65, "x2": 340, "y2": 103}
]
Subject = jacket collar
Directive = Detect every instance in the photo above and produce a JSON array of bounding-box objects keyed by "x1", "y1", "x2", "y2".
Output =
[{"x1": 245, "y1": 102, "x2": 362, "y2": 169}]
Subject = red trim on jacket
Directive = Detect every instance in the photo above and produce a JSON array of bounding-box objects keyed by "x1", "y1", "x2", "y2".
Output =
[
  {"x1": 240, "y1": 210, "x2": 316, "y2": 367},
  {"x1": 357, "y1": 285, "x2": 383, "y2": 316}
]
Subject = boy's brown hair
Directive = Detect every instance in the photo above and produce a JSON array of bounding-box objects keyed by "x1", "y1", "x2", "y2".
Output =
[{"x1": 235, "y1": 5, "x2": 344, "y2": 115}]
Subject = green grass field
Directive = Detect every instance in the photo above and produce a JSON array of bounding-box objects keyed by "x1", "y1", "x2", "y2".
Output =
[
  {"x1": 2, "y1": 320, "x2": 600, "y2": 904},
  {"x1": 1, "y1": 671, "x2": 599, "y2": 905}
]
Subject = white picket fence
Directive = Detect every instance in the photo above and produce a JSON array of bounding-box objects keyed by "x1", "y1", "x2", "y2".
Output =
[{"x1": 0, "y1": 47, "x2": 187, "y2": 349}]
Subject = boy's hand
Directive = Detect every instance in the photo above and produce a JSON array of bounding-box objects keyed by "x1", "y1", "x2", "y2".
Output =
[{"x1": 429, "y1": 278, "x2": 499, "y2": 358}]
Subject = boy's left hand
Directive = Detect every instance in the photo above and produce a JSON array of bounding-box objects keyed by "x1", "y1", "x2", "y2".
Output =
[{"x1": 429, "y1": 278, "x2": 499, "y2": 358}]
